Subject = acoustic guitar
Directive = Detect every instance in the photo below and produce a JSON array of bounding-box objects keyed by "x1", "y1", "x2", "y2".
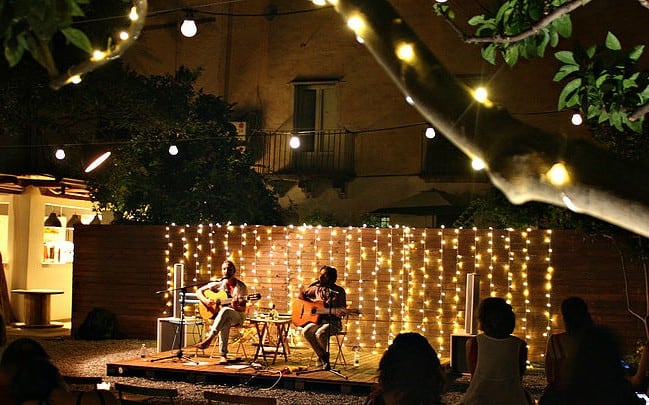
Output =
[
  {"x1": 291, "y1": 298, "x2": 360, "y2": 327},
  {"x1": 198, "y1": 290, "x2": 261, "y2": 320}
]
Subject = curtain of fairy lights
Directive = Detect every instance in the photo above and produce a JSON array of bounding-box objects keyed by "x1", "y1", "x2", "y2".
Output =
[{"x1": 163, "y1": 225, "x2": 555, "y2": 361}]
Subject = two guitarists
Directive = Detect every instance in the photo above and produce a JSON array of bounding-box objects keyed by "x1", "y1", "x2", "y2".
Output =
[
  {"x1": 194, "y1": 260, "x2": 248, "y2": 364},
  {"x1": 299, "y1": 265, "x2": 347, "y2": 370}
]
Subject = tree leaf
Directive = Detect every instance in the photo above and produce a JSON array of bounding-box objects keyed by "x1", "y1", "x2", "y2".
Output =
[
  {"x1": 553, "y1": 14, "x2": 572, "y2": 38},
  {"x1": 504, "y1": 45, "x2": 519, "y2": 67},
  {"x1": 558, "y1": 78, "x2": 582, "y2": 110},
  {"x1": 598, "y1": 110, "x2": 609, "y2": 123},
  {"x1": 595, "y1": 74, "x2": 609, "y2": 88},
  {"x1": 67, "y1": 0, "x2": 87, "y2": 17},
  {"x1": 605, "y1": 32, "x2": 621, "y2": 51},
  {"x1": 61, "y1": 27, "x2": 92, "y2": 54},
  {"x1": 625, "y1": 117, "x2": 643, "y2": 133},
  {"x1": 553, "y1": 64, "x2": 580, "y2": 82},
  {"x1": 587, "y1": 104, "x2": 600, "y2": 120},
  {"x1": 555, "y1": 50, "x2": 577, "y2": 65},
  {"x1": 468, "y1": 15, "x2": 486, "y2": 26},
  {"x1": 586, "y1": 45, "x2": 597, "y2": 59},
  {"x1": 638, "y1": 84, "x2": 649, "y2": 103},
  {"x1": 4, "y1": 39, "x2": 25, "y2": 67},
  {"x1": 628, "y1": 45, "x2": 644, "y2": 62},
  {"x1": 549, "y1": 30, "x2": 559, "y2": 47},
  {"x1": 537, "y1": 31, "x2": 550, "y2": 58},
  {"x1": 481, "y1": 44, "x2": 497, "y2": 65},
  {"x1": 610, "y1": 110, "x2": 623, "y2": 131}
]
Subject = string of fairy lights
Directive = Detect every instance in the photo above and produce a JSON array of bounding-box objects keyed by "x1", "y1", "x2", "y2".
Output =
[{"x1": 162, "y1": 224, "x2": 556, "y2": 361}]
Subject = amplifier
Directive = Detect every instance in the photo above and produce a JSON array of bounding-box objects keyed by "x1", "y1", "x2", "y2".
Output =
[
  {"x1": 450, "y1": 332, "x2": 475, "y2": 374},
  {"x1": 156, "y1": 317, "x2": 204, "y2": 353}
]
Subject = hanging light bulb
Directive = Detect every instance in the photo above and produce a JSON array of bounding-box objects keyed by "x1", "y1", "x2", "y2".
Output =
[
  {"x1": 289, "y1": 136, "x2": 301, "y2": 149},
  {"x1": 168, "y1": 144, "x2": 179, "y2": 156},
  {"x1": 424, "y1": 126, "x2": 436, "y2": 139},
  {"x1": 180, "y1": 10, "x2": 198, "y2": 38},
  {"x1": 54, "y1": 147, "x2": 66, "y2": 160},
  {"x1": 571, "y1": 112, "x2": 583, "y2": 126}
]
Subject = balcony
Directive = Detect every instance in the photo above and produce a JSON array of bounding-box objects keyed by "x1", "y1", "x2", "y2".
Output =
[{"x1": 248, "y1": 129, "x2": 355, "y2": 178}]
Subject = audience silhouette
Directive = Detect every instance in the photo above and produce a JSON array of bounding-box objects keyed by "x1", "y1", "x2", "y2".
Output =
[{"x1": 364, "y1": 332, "x2": 446, "y2": 405}]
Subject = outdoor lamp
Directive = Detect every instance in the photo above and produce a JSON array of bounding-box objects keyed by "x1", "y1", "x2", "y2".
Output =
[
  {"x1": 180, "y1": 11, "x2": 197, "y2": 38},
  {"x1": 84, "y1": 151, "x2": 112, "y2": 173},
  {"x1": 55, "y1": 147, "x2": 66, "y2": 160},
  {"x1": 66, "y1": 214, "x2": 82, "y2": 228},
  {"x1": 44, "y1": 212, "x2": 62, "y2": 227},
  {"x1": 289, "y1": 136, "x2": 301, "y2": 149},
  {"x1": 168, "y1": 144, "x2": 179, "y2": 156}
]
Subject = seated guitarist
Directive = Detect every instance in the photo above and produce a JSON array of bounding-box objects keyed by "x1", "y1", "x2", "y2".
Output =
[
  {"x1": 194, "y1": 260, "x2": 248, "y2": 364},
  {"x1": 299, "y1": 265, "x2": 347, "y2": 369}
]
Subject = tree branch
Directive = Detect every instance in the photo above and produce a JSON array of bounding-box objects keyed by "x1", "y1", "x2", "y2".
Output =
[
  {"x1": 630, "y1": 102, "x2": 649, "y2": 121},
  {"x1": 333, "y1": 0, "x2": 649, "y2": 238},
  {"x1": 439, "y1": 0, "x2": 591, "y2": 44},
  {"x1": 49, "y1": 0, "x2": 148, "y2": 90}
]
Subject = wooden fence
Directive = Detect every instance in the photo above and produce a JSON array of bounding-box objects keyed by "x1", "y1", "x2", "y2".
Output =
[{"x1": 72, "y1": 225, "x2": 647, "y2": 363}]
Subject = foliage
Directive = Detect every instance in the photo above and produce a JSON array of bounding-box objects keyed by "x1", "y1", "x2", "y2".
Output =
[
  {"x1": 0, "y1": 60, "x2": 283, "y2": 225},
  {"x1": 302, "y1": 209, "x2": 338, "y2": 227},
  {"x1": 1, "y1": 0, "x2": 93, "y2": 76},
  {"x1": 434, "y1": 1, "x2": 649, "y2": 133},
  {"x1": 554, "y1": 32, "x2": 649, "y2": 133},
  {"x1": 434, "y1": 0, "x2": 573, "y2": 67},
  {"x1": 454, "y1": 187, "x2": 575, "y2": 230}
]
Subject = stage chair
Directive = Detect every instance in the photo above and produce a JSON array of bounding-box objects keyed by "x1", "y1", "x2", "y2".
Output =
[
  {"x1": 308, "y1": 312, "x2": 351, "y2": 369},
  {"x1": 115, "y1": 382, "x2": 178, "y2": 404},
  {"x1": 209, "y1": 320, "x2": 256, "y2": 360},
  {"x1": 203, "y1": 390, "x2": 279, "y2": 405}
]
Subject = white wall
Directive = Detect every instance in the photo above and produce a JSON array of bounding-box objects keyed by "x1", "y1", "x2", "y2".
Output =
[{"x1": 3, "y1": 186, "x2": 93, "y2": 322}]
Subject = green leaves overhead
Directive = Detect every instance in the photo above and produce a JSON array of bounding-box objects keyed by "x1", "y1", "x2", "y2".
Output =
[
  {"x1": 0, "y1": 0, "x2": 111, "y2": 77},
  {"x1": 553, "y1": 32, "x2": 648, "y2": 132},
  {"x1": 464, "y1": 0, "x2": 573, "y2": 67}
]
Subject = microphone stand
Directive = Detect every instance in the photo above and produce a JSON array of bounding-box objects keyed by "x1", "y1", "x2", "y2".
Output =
[
  {"x1": 151, "y1": 286, "x2": 199, "y2": 364},
  {"x1": 297, "y1": 288, "x2": 347, "y2": 379}
]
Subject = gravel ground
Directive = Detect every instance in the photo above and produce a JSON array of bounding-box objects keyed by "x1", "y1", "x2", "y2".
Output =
[{"x1": 4, "y1": 336, "x2": 547, "y2": 404}]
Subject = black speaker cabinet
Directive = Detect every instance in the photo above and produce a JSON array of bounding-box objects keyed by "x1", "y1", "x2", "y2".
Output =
[{"x1": 450, "y1": 333, "x2": 475, "y2": 374}]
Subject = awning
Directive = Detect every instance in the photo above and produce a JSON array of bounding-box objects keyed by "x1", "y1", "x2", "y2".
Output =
[
  {"x1": 371, "y1": 188, "x2": 456, "y2": 215},
  {"x1": 0, "y1": 173, "x2": 90, "y2": 199}
]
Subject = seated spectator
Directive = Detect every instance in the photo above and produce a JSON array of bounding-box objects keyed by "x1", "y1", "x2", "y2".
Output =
[
  {"x1": 14, "y1": 355, "x2": 119, "y2": 405},
  {"x1": 462, "y1": 297, "x2": 532, "y2": 405},
  {"x1": 541, "y1": 296, "x2": 594, "y2": 403},
  {"x1": 560, "y1": 325, "x2": 643, "y2": 404},
  {"x1": 1, "y1": 337, "x2": 119, "y2": 405},
  {"x1": 0, "y1": 337, "x2": 51, "y2": 404},
  {"x1": 629, "y1": 342, "x2": 649, "y2": 390},
  {"x1": 364, "y1": 332, "x2": 446, "y2": 405}
]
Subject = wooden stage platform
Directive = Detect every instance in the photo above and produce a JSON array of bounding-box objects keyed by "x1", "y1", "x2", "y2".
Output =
[{"x1": 107, "y1": 343, "x2": 381, "y2": 395}]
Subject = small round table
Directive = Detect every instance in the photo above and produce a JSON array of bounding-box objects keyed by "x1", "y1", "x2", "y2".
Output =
[{"x1": 11, "y1": 289, "x2": 65, "y2": 328}]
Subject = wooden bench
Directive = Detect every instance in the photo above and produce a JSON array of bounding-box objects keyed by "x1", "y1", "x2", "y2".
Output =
[{"x1": 115, "y1": 383, "x2": 178, "y2": 404}]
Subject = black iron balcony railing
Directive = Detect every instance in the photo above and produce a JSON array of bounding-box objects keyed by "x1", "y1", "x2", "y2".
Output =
[{"x1": 247, "y1": 129, "x2": 355, "y2": 177}]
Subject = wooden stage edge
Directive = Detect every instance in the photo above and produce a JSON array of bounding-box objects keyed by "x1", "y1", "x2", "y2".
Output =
[{"x1": 107, "y1": 345, "x2": 388, "y2": 396}]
